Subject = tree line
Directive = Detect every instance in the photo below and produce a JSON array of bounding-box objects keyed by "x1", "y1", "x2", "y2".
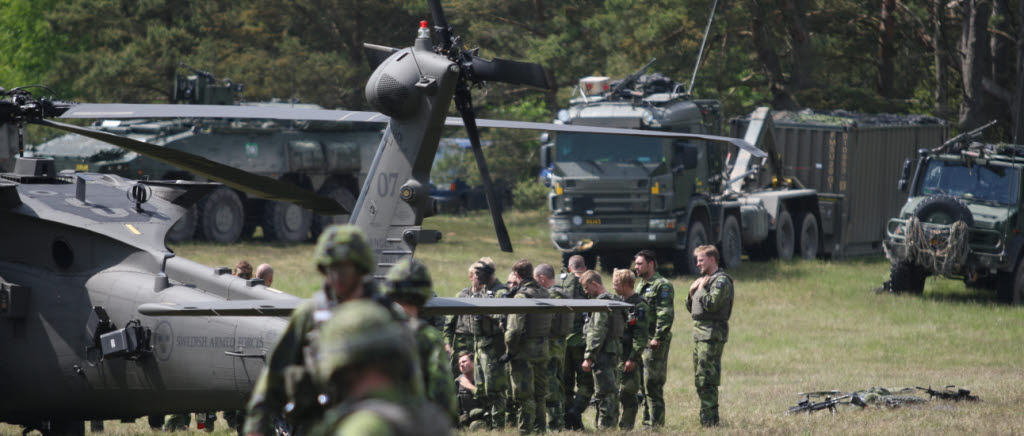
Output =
[{"x1": 3, "y1": 0, "x2": 1023, "y2": 184}]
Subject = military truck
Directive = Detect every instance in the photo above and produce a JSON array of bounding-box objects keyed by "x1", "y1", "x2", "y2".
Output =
[
  {"x1": 32, "y1": 68, "x2": 381, "y2": 243},
  {"x1": 540, "y1": 71, "x2": 834, "y2": 274},
  {"x1": 882, "y1": 122, "x2": 1024, "y2": 304}
]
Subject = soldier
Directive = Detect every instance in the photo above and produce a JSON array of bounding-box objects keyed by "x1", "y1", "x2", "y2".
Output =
[
  {"x1": 579, "y1": 271, "x2": 623, "y2": 430},
  {"x1": 243, "y1": 224, "x2": 378, "y2": 435},
  {"x1": 686, "y1": 245, "x2": 733, "y2": 427},
  {"x1": 234, "y1": 260, "x2": 253, "y2": 279},
  {"x1": 534, "y1": 263, "x2": 571, "y2": 431},
  {"x1": 455, "y1": 352, "x2": 487, "y2": 430},
  {"x1": 612, "y1": 268, "x2": 650, "y2": 429},
  {"x1": 310, "y1": 300, "x2": 452, "y2": 435},
  {"x1": 256, "y1": 263, "x2": 274, "y2": 287},
  {"x1": 462, "y1": 259, "x2": 508, "y2": 429},
  {"x1": 503, "y1": 259, "x2": 552, "y2": 434},
  {"x1": 561, "y1": 254, "x2": 592, "y2": 430},
  {"x1": 382, "y1": 257, "x2": 459, "y2": 424},
  {"x1": 442, "y1": 263, "x2": 479, "y2": 375},
  {"x1": 633, "y1": 249, "x2": 674, "y2": 427}
]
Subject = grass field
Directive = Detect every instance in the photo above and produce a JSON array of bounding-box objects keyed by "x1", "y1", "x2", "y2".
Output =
[{"x1": 4, "y1": 210, "x2": 1023, "y2": 435}]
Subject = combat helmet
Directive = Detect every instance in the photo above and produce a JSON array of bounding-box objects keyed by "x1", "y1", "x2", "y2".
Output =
[
  {"x1": 313, "y1": 224, "x2": 375, "y2": 274},
  {"x1": 382, "y1": 257, "x2": 433, "y2": 307},
  {"x1": 315, "y1": 299, "x2": 416, "y2": 386}
]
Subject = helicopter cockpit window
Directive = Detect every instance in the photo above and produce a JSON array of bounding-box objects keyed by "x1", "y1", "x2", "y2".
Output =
[{"x1": 554, "y1": 132, "x2": 665, "y2": 164}]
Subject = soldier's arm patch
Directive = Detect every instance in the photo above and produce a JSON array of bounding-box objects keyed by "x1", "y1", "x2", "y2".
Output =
[{"x1": 660, "y1": 290, "x2": 669, "y2": 298}]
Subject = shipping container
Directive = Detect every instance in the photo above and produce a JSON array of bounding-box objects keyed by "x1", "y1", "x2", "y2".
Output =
[{"x1": 731, "y1": 110, "x2": 948, "y2": 257}]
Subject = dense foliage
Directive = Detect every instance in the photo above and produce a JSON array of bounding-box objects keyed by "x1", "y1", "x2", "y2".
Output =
[{"x1": 3, "y1": 0, "x2": 1023, "y2": 188}]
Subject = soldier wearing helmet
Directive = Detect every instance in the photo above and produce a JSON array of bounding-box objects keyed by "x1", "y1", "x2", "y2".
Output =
[
  {"x1": 243, "y1": 225, "x2": 378, "y2": 436},
  {"x1": 381, "y1": 257, "x2": 458, "y2": 424},
  {"x1": 309, "y1": 300, "x2": 452, "y2": 435}
]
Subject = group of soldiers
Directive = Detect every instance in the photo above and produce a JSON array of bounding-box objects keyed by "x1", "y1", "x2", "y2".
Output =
[
  {"x1": 237, "y1": 222, "x2": 734, "y2": 435},
  {"x1": 442, "y1": 249, "x2": 681, "y2": 432}
]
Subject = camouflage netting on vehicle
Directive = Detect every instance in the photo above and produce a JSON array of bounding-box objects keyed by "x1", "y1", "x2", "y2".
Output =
[
  {"x1": 768, "y1": 109, "x2": 946, "y2": 127},
  {"x1": 903, "y1": 217, "x2": 970, "y2": 276}
]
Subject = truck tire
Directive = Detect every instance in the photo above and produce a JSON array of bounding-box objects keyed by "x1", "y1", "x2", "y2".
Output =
[
  {"x1": 997, "y1": 257, "x2": 1024, "y2": 305},
  {"x1": 677, "y1": 220, "x2": 708, "y2": 275},
  {"x1": 770, "y1": 209, "x2": 795, "y2": 261},
  {"x1": 263, "y1": 201, "x2": 313, "y2": 242},
  {"x1": 720, "y1": 215, "x2": 742, "y2": 269},
  {"x1": 166, "y1": 205, "x2": 197, "y2": 243},
  {"x1": 198, "y1": 187, "x2": 244, "y2": 243},
  {"x1": 312, "y1": 180, "x2": 357, "y2": 237},
  {"x1": 598, "y1": 252, "x2": 630, "y2": 272},
  {"x1": 797, "y1": 212, "x2": 819, "y2": 260},
  {"x1": 914, "y1": 195, "x2": 974, "y2": 226},
  {"x1": 888, "y1": 261, "x2": 926, "y2": 294}
]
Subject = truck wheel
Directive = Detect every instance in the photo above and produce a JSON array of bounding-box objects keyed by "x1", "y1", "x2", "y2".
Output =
[
  {"x1": 770, "y1": 209, "x2": 795, "y2": 261},
  {"x1": 797, "y1": 213, "x2": 819, "y2": 260},
  {"x1": 312, "y1": 181, "x2": 357, "y2": 237},
  {"x1": 582, "y1": 252, "x2": 597, "y2": 271},
  {"x1": 263, "y1": 201, "x2": 313, "y2": 242},
  {"x1": 720, "y1": 215, "x2": 742, "y2": 269},
  {"x1": 165, "y1": 205, "x2": 197, "y2": 243},
  {"x1": 997, "y1": 257, "x2": 1024, "y2": 305},
  {"x1": 888, "y1": 261, "x2": 926, "y2": 294},
  {"x1": 198, "y1": 187, "x2": 244, "y2": 243},
  {"x1": 677, "y1": 220, "x2": 708, "y2": 275},
  {"x1": 599, "y1": 253, "x2": 629, "y2": 272}
]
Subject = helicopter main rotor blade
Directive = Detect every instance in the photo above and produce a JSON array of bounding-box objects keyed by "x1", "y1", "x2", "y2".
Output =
[
  {"x1": 60, "y1": 103, "x2": 389, "y2": 123},
  {"x1": 455, "y1": 88, "x2": 513, "y2": 252},
  {"x1": 448, "y1": 117, "x2": 766, "y2": 158},
  {"x1": 470, "y1": 56, "x2": 550, "y2": 89},
  {"x1": 34, "y1": 119, "x2": 347, "y2": 214}
]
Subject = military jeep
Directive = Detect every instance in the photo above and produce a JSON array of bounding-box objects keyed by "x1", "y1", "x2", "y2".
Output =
[{"x1": 883, "y1": 131, "x2": 1024, "y2": 304}]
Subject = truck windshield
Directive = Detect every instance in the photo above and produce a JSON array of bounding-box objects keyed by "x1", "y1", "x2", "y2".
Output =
[
  {"x1": 919, "y1": 160, "x2": 1020, "y2": 205},
  {"x1": 554, "y1": 133, "x2": 665, "y2": 163}
]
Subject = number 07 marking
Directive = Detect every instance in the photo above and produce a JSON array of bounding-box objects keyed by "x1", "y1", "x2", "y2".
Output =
[{"x1": 377, "y1": 172, "x2": 400, "y2": 197}]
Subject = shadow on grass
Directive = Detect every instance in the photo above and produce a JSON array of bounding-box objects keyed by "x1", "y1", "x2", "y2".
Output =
[{"x1": 920, "y1": 286, "x2": 1005, "y2": 306}]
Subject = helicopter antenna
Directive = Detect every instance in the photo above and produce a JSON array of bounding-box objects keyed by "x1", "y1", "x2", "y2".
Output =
[{"x1": 687, "y1": 0, "x2": 720, "y2": 95}]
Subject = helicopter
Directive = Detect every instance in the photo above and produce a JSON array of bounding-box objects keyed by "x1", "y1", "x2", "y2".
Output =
[{"x1": 0, "y1": 1, "x2": 760, "y2": 433}]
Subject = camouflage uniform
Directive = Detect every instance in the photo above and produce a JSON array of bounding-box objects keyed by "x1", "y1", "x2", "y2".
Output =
[
  {"x1": 504, "y1": 279, "x2": 551, "y2": 434},
  {"x1": 583, "y1": 292, "x2": 624, "y2": 429},
  {"x1": 560, "y1": 271, "x2": 592, "y2": 429},
  {"x1": 442, "y1": 287, "x2": 474, "y2": 376},
  {"x1": 383, "y1": 258, "x2": 459, "y2": 424},
  {"x1": 455, "y1": 374, "x2": 487, "y2": 430},
  {"x1": 685, "y1": 269, "x2": 732, "y2": 427},
  {"x1": 311, "y1": 300, "x2": 451, "y2": 436},
  {"x1": 618, "y1": 292, "x2": 651, "y2": 429},
  {"x1": 471, "y1": 283, "x2": 509, "y2": 428},
  {"x1": 244, "y1": 225, "x2": 380, "y2": 435},
  {"x1": 636, "y1": 271, "x2": 674, "y2": 427},
  {"x1": 544, "y1": 281, "x2": 574, "y2": 431}
]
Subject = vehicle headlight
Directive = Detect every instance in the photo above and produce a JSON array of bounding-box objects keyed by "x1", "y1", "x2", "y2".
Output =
[
  {"x1": 572, "y1": 215, "x2": 583, "y2": 226},
  {"x1": 557, "y1": 109, "x2": 571, "y2": 123},
  {"x1": 642, "y1": 110, "x2": 655, "y2": 126},
  {"x1": 649, "y1": 218, "x2": 676, "y2": 230}
]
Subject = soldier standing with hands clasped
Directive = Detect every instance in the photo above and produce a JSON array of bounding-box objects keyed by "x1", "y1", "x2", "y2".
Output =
[
  {"x1": 686, "y1": 245, "x2": 733, "y2": 427},
  {"x1": 579, "y1": 271, "x2": 623, "y2": 430}
]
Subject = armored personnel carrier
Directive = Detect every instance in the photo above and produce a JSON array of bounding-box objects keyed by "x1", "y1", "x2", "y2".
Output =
[
  {"x1": 883, "y1": 122, "x2": 1024, "y2": 304},
  {"x1": 32, "y1": 68, "x2": 381, "y2": 243}
]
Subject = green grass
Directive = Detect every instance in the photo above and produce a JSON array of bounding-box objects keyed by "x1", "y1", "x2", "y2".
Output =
[{"x1": 4, "y1": 210, "x2": 1023, "y2": 435}]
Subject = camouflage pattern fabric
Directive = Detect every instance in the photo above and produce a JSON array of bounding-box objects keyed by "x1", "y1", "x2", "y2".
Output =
[
  {"x1": 455, "y1": 374, "x2": 488, "y2": 430},
  {"x1": 687, "y1": 269, "x2": 733, "y2": 427},
  {"x1": 312, "y1": 386, "x2": 452, "y2": 436},
  {"x1": 693, "y1": 340, "x2": 725, "y2": 426},
  {"x1": 545, "y1": 337, "x2": 567, "y2": 430},
  {"x1": 442, "y1": 287, "x2": 474, "y2": 376},
  {"x1": 584, "y1": 293, "x2": 623, "y2": 429},
  {"x1": 619, "y1": 292, "x2": 651, "y2": 429},
  {"x1": 412, "y1": 319, "x2": 459, "y2": 423},
  {"x1": 164, "y1": 413, "x2": 190, "y2": 431},
  {"x1": 244, "y1": 300, "x2": 317, "y2": 435},
  {"x1": 313, "y1": 224, "x2": 375, "y2": 273},
  {"x1": 472, "y1": 286, "x2": 509, "y2": 429},
  {"x1": 636, "y1": 272, "x2": 674, "y2": 427},
  {"x1": 558, "y1": 271, "x2": 591, "y2": 426},
  {"x1": 505, "y1": 280, "x2": 550, "y2": 433}
]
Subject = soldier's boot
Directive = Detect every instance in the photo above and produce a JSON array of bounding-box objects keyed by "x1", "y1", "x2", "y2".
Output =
[
  {"x1": 564, "y1": 406, "x2": 584, "y2": 430},
  {"x1": 546, "y1": 401, "x2": 564, "y2": 431},
  {"x1": 697, "y1": 386, "x2": 719, "y2": 427}
]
